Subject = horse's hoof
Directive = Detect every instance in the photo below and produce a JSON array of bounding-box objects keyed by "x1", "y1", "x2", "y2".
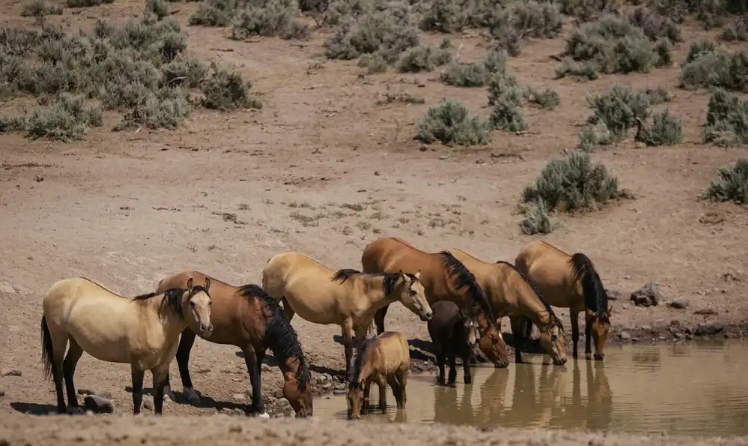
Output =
[
  {"x1": 184, "y1": 388, "x2": 201, "y2": 405},
  {"x1": 257, "y1": 412, "x2": 270, "y2": 419}
]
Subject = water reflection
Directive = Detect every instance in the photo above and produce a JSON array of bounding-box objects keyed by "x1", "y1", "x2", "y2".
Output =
[{"x1": 314, "y1": 342, "x2": 748, "y2": 437}]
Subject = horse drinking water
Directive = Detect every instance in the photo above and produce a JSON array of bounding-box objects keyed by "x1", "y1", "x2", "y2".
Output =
[
  {"x1": 40, "y1": 277, "x2": 213, "y2": 415},
  {"x1": 514, "y1": 240, "x2": 611, "y2": 360},
  {"x1": 156, "y1": 271, "x2": 313, "y2": 418},
  {"x1": 427, "y1": 300, "x2": 480, "y2": 386}
]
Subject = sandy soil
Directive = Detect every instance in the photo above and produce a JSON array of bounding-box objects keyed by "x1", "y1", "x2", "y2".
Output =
[{"x1": 1, "y1": 0, "x2": 747, "y2": 435}]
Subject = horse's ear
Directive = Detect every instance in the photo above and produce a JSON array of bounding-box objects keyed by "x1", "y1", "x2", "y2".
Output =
[
  {"x1": 187, "y1": 278, "x2": 194, "y2": 291},
  {"x1": 414, "y1": 270, "x2": 421, "y2": 280},
  {"x1": 204, "y1": 277, "x2": 210, "y2": 293},
  {"x1": 397, "y1": 269, "x2": 407, "y2": 281}
]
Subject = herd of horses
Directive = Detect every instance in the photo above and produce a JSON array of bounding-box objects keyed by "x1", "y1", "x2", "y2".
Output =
[{"x1": 38, "y1": 236, "x2": 612, "y2": 420}]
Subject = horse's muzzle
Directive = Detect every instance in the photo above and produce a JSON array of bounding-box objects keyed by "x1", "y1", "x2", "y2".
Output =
[
  {"x1": 200, "y1": 323, "x2": 214, "y2": 337},
  {"x1": 594, "y1": 352, "x2": 605, "y2": 361},
  {"x1": 420, "y1": 311, "x2": 433, "y2": 322},
  {"x1": 554, "y1": 357, "x2": 568, "y2": 366}
]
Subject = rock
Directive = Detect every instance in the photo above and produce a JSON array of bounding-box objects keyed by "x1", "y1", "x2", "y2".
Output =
[
  {"x1": 84, "y1": 395, "x2": 114, "y2": 414},
  {"x1": 694, "y1": 308, "x2": 718, "y2": 316},
  {"x1": 233, "y1": 393, "x2": 246, "y2": 402},
  {"x1": 695, "y1": 322, "x2": 724, "y2": 336},
  {"x1": 142, "y1": 396, "x2": 154, "y2": 411},
  {"x1": 669, "y1": 319, "x2": 681, "y2": 327},
  {"x1": 333, "y1": 389, "x2": 346, "y2": 395},
  {"x1": 668, "y1": 299, "x2": 689, "y2": 310},
  {"x1": 605, "y1": 289, "x2": 622, "y2": 300},
  {"x1": 686, "y1": 334, "x2": 694, "y2": 340},
  {"x1": 641, "y1": 325, "x2": 652, "y2": 332},
  {"x1": 619, "y1": 332, "x2": 631, "y2": 340},
  {"x1": 321, "y1": 382, "x2": 332, "y2": 391},
  {"x1": 1, "y1": 369, "x2": 21, "y2": 377},
  {"x1": 0, "y1": 388, "x2": 5, "y2": 397},
  {"x1": 630, "y1": 282, "x2": 660, "y2": 307}
]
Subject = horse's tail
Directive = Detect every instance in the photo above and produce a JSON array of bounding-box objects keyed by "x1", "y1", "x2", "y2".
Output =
[{"x1": 40, "y1": 316, "x2": 54, "y2": 380}]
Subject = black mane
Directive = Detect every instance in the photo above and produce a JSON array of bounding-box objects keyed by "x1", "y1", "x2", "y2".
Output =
[
  {"x1": 495, "y1": 261, "x2": 563, "y2": 330},
  {"x1": 332, "y1": 269, "x2": 415, "y2": 296},
  {"x1": 237, "y1": 284, "x2": 311, "y2": 390},
  {"x1": 132, "y1": 286, "x2": 203, "y2": 318},
  {"x1": 569, "y1": 253, "x2": 609, "y2": 318},
  {"x1": 439, "y1": 251, "x2": 497, "y2": 324}
]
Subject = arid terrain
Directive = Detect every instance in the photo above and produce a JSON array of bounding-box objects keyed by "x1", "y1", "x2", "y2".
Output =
[{"x1": 0, "y1": 0, "x2": 747, "y2": 440}]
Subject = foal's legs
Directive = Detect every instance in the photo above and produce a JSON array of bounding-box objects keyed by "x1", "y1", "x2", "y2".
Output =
[
  {"x1": 435, "y1": 339, "x2": 446, "y2": 386},
  {"x1": 342, "y1": 319, "x2": 356, "y2": 381},
  {"x1": 131, "y1": 367, "x2": 146, "y2": 415},
  {"x1": 570, "y1": 308, "x2": 581, "y2": 359},
  {"x1": 62, "y1": 338, "x2": 84, "y2": 408},
  {"x1": 361, "y1": 381, "x2": 371, "y2": 415},
  {"x1": 396, "y1": 367, "x2": 408, "y2": 408},
  {"x1": 170, "y1": 329, "x2": 200, "y2": 404},
  {"x1": 373, "y1": 304, "x2": 390, "y2": 335},
  {"x1": 387, "y1": 375, "x2": 402, "y2": 408},
  {"x1": 461, "y1": 348, "x2": 472, "y2": 385},
  {"x1": 447, "y1": 342, "x2": 457, "y2": 387},
  {"x1": 509, "y1": 316, "x2": 525, "y2": 364},
  {"x1": 151, "y1": 365, "x2": 170, "y2": 415},
  {"x1": 584, "y1": 313, "x2": 593, "y2": 360},
  {"x1": 243, "y1": 345, "x2": 268, "y2": 417},
  {"x1": 377, "y1": 376, "x2": 387, "y2": 414}
]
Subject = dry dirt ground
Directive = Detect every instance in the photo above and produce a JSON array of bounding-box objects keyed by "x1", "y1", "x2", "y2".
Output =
[{"x1": 1, "y1": 0, "x2": 747, "y2": 436}]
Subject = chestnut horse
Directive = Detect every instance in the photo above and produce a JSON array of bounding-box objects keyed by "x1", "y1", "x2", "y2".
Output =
[
  {"x1": 362, "y1": 237, "x2": 510, "y2": 368},
  {"x1": 156, "y1": 271, "x2": 312, "y2": 418},
  {"x1": 40, "y1": 277, "x2": 212, "y2": 415},
  {"x1": 450, "y1": 248, "x2": 568, "y2": 366},
  {"x1": 515, "y1": 240, "x2": 611, "y2": 360}
]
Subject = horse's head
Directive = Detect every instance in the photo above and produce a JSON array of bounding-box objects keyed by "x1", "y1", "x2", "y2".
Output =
[
  {"x1": 538, "y1": 316, "x2": 567, "y2": 366},
  {"x1": 477, "y1": 323, "x2": 509, "y2": 368},
  {"x1": 395, "y1": 270, "x2": 433, "y2": 322},
  {"x1": 346, "y1": 379, "x2": 365, "y2": 420},
  {"x1": 587, "y1": 306, "x2": 611, "y2": 361},
  {"x1": 283, "y1": 371, "x2": 313, "y2": 418},
  {"x1": 458, "y1": 309, "x2": 480, "y2": 347},
  {"x1": 185, "y1": 277, "x2": 213, "y2": 337}
]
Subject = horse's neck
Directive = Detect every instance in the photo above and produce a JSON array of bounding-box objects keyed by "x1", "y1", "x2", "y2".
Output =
[
  {"x1": 279, "y1": 356, "x2": 302, "y2": 384},
  {"x1": 511, "y1": 279, "x2": 552, "y2": 328},
  {"x1": 356, "y1": 275, "x2": 398, "y2": 310},
  {"x1": 150, "y1": 298, "x2": 189, "y2": 342}
]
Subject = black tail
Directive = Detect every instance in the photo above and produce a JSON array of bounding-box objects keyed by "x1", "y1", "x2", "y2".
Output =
[{"x1": 40, "y1": 316, "x2": 54, "y2": 380}]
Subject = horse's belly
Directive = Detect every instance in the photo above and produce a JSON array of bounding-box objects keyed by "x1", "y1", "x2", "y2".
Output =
[
  {"x1": 287, "y1": 295, "x2": 338, "y2": 325},
  {"x1": 68, "y1": 324, "x2": 131, "y2": 363}
]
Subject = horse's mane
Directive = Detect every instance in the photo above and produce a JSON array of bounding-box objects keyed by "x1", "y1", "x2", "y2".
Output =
[
  {"x1": 237, "y1": 284, "x2": 311, "y2": 390},
  {"x1": 132, "y1": 286, "x2": 202, "y2": 318},
  {"x1": 332, "y1": 269, "x2": 416, "y2": 296},
  {"x1": 439, "y1": 251, "x2": 497, "y2": 325},
  {"x1": 495, "y1": 261, "x2": 563, "y2": 330},
  {"x1": 349, "y1": 337, "x2": 374, "y2": 387},
  {"x1": 569, "y1": 253, "x2": 608, "y2": 318}
]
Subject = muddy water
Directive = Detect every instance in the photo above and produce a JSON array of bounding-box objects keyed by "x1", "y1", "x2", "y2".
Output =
[{"x1": 314, "y1": 342, "x2": 748, "y2": 437}]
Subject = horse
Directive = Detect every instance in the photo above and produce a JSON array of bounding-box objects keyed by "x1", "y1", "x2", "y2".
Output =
[
  {"x1": 347, "y1": 331, "x2": 409, "y2": 420},
  {"x1": 514, "y1": 240, "x2": 611, "y2": 360},
  {"x1": 427, "y1": 300, "x2": 480, "y2": 387},
  {"x1": 155, "y1": 271, "x2": 313, "y2": 418},
  {"x1": 450, "y1": 248, "x2": 568, "y2": 366},
  {"x1": 261, "y1": 251, "x2": 432, "y2": 380},
  {"x1": 361, "y1": 237, "x2": 510, "y2": 368},
  {"x1": 40, "y1": 277, "x2": 213, "y2": 415}
]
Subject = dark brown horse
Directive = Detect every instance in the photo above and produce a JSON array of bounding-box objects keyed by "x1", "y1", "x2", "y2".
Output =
[
  {"x1": 427, "y1": 300, "x2": 480, "y2": 387},
  {"x1": 156, "y1": 271, "x2": 313, "y2": 417}
]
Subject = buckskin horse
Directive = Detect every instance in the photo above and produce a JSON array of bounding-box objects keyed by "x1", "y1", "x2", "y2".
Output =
[{"x1": 515, "y1": 240, "x2": 611, "y2": 360}]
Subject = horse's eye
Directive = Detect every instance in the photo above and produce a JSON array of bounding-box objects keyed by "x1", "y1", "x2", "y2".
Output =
[
  {"x1": 551, "y1": 335, "x2": 558, "y2": 342},
  {"x1": 208, "y1": 301, "x2": 212, "y2": 306},
  {"x1": 190, "y1": 301, "x2": 195, "y2": 307},
  {"x1": 409, "y1": 290, "x2": 417, "y2": 296}
]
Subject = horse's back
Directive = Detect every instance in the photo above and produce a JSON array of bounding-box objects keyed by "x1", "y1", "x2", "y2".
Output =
[
  {"x1": 362, "y1": 237, "x2": 430, "y2": 274},
  {"x1": 516, "y1": 241, "x2": 577, "y2": 304},
  {"x1": 449, "y1": 249, "x2": 495, "y2": 284},
  {"x1": 378, "y1": 331, "x2": 409, "y2": 371},
  {"x1": 156, "y1": 270, "x2": 203, "y2": 292}
]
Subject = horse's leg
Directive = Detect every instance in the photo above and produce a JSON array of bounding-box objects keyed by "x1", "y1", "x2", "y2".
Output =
[
  {"x1": 387, "y1": 375, "x2": 402, "y2": 408},
  {"x1": 447, "y1": 341, "x2": 457, "y2": 387},
  {"x1": 151, "y1": 366, "x2": 169, "y2": 415},
  {"x1": 461, "y1": 347, "x2": 472, "y2": 385},
  {"x1": 510, "y1": 316, "x2": 524, "y2": 364},
  {"x1": 397, "y1": 367, "x2": 408, "y2": 408},
  {"x1": 131, "y1": 367, "x2": 145, "y2": 415},
  {"x1": 62, "y1": 337, "x2": 84, "y2": 409},
  {"x1": 377, "y1": 376, "x2": 387, "y2": 414},
  {"x1": 584, "y1": 313, "x2": 593, "y2": 360},
  {"x1": 435, "y1": 339, "x2": 446, "y2": 386},
  {"x1": 281, "y1": 297, "x2": 295, "y2": 322},
  {"x1": 570, "y1": 309, "x2": 580, "y2": 359},
  {"x1": 243, "y1": 345, "x2": 268, "y2": 418},
  {"x1": 174, "y1": 329, "x2": 200, "y2": 404},
  {"x1": 373, "y1": 304, "x2": 389, "y2": 335},
  {"x1": 361, "y1": 380, "x2": 371, "y2": 415},
  {"x1": 50, "y1": 331, "x2": 68, "y2": 414},
  {"x1": 342, "y1": 319, "x2": 355, "y2": 381}
]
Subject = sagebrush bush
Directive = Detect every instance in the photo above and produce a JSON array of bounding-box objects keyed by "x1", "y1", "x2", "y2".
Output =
[
  {"x1": 577, "y1": 120, "x2": 614, "y2": 151},
  {"x1": 679, "y1": 46, "x2": 748, "y2": 92},
  {"x1": 645, "y1": 86, "x2": 673, "y2": 104},
  {"x1": 522, "y1": 150, "x2": 624, "y2": 213},
  {"x1": 648, "y1": 0, "x2": 747, "y2": 28},
  {"x1": 231, "y1": 0, "x2": 309, "y2": 40},
  {"x1": 721, "y1": 16, "x2": 748, "y2": 41},
  {"x1": 526, "y1": 87, "x2": 560, "y2": 110},
  {"x1": 628, "y1": 7, "x2": 682, "y2": 42},
  {"x1": 21, "y1": 0, "x2": 63, "y2": 18},
  {"x1": 635, "y1": 108, "x2": 684, "y2": 146},
  {"x1": 27, "y1": 93, "x2": 103, "y2": 141},
  {"x1": 487, "y1": 1, "x2": 563, "y2": 40},
  {"x1": 415, "y1": 99, "x2": 491, "y2": 146},
  {"x1": 586, "y1": 83, "x2": 651, "y2": 140},
  {"x1": 682, "y1": 39, "x2": 715, "y2": 65},
  {"x1": 146, "y1": 0, "x2": 170, "y2": 19},
  {"x1": 520, "y1": 198, "x2": 554, "y2": 235},
  {"x1": 114, "y1": 86, "x2": 190, "y2": 131},
  {"x1": 189, "y1": 0, "x2": 237, "y2": 26},
  {"x1": 702, "y1": 88, "x2": 748, "y2": 147},
  {"x1": 375, "y1": 91, "x2": 424, "y2": 105},
  {"x1": 360, "y1": 52, "x2": 388, "y2": 73},
  {"x1": 201, "y1": 63, "x2": 262, "y2": 110},
  {"x1": 440, "y1": 61, "x2": 488, "y2": 87},
  {"x1": 558, "y1": 0, "x2": 620, "y2": 21},
  {"x1": 490, "y1": 86, "x2": 528, "y2": 132},
  {"x1": 397, "y1": 45, "x2": 451, "y2": 72},
  {"x1": 556, "y1": 14, "x2": 671, "y2": 80},
  {"x1": 0, "y1": 116, "x2": 27, "y2": 133},
  {"x1": 703, "y1": 158, "x2": 748, "y2": 204},
  {"x1": 66, "y1": 0, "x2": 113, "y2": 6}
]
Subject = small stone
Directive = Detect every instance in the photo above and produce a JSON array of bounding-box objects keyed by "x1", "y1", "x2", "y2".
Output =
[
  {"x1": 1, "y1": 369, "x2": 21, "y2": 377},
  {"x1": 605, "y1": 289, "x2": 622, "y2": 300},
  {"x1": 619, "y1": 332, "x2": 631, "y2": 340},
  {"x1": 669, "y1": 320, "x2": 681, "y2": 327},
  {"x1": 667, "y1": 299, "x2": 689, "y2": 310},
  {"x1": 641, "y1": 325, "x2": 652, "y2": 332},
  {"x1": 0, "y1": 388, "x2": 5, "y2": 397},
  {"x1": 142, "y1": 396, "x2": 154, "y2": 411},
  {"x1": 233, "y1": 393, "x2": 246, "y2": 401},
  {"x1": 686, "y1": 333, "x2": 694, "y2": 340},
  {"x1": 84, "y1": 395, "x2": 114, "y2": 414},
  {"x1": 630, "y1": 282, "x2": 660, "y2": 307},
  {"x1": 695, "y1": 322, "x2": 724, "y2": 336},
  {"x1": 333, "y1": 389, "x2": 346, "y2": 396},
  {"x1": 694, "y1": 308, "x2": 718, "y2": 316}
]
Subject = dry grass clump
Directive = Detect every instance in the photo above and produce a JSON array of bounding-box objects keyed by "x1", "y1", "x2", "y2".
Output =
[
  {"x1": 415, "y1": 99, "x2": 491, "y2": 146},
  {"x1": 703, "y1": 158, "x2": 748, "y2": 204},
  {"x1": 702, "y1": 88, "x2": 748, "y2": 147},
  {"x1": 678, "y1": 41, "x2": 748, "y2": 93}
]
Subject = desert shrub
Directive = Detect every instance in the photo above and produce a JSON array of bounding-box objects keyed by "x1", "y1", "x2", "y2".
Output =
[
  {"x1": 682, "y1": 38, "x2": 715, "y2": 64},
  {"x1": 522, "y1": 150, "x2": 624, "y2": 213},
  {"x1": 634, "y1": 108, "x2": 684, "y2": 146},
  {"x1": 114, "y1": 86, "x2": 189, "y2": 130},
  {"x1": 679, "y1": 47, "x2": 748, "y2": 92},
  {"x1": 231, "y1": 0, "x2": 309, "y2": 40},
  {"x1": 360, "y1": 52, "x2": 388, "y2": 73},
  {"x1": 0, "y1": 116, "x2": 27, "y2": 133},
  {"x1": 489, "y1": 86, "x2": 528, "y2": 132},
  {"x1": 485, "y1": 48, "x2": 521, "y2": 105},
  {"x1": 487, "y1": 1, "x2": 563, "y2": 40},
  {"x1": 321, "y1": 0, "x2": 374, "y2": 27},
  {"x1": 628, "y1": 7, "x2": 682, "y2": 42},
  {"x1": 577, "y1": 120, "x2": 614, "y2": 151},
  {"x1": 201, "y1": 63, "x2": 262, "y2": 110},
  {"x1": 558, "y1": 0, "x2": 620, "y2": 21},
  {"x1": 702, "y1": 88, "x2": 748, "y2": 146},
  {"x1": 21, "y1": 0, "x2": 63, "y2": 18},
  {"x1": 189, "y1": 0, "x2": 237, "y2": 26},
  {"x1": 644, "y1": 86, "x2": 673, "y2": 104},
  {"x1": 163, "y1": 56, "x2": 209, "y2": 88},
  {"x1": 648, "y1": 0, "x2": 747, "y2": 28},
  {"x1": 324, "y1": 2, "x2": 419, "y2": 64},
  {"x1": 66, "y1": 0, "x2": 114, "y2": 6},
  {"x1": 415, "y1": 99, "x2": 491, "y2": 146},
  {"x1": 440, "y1": 61, "x2": 488, "y2": 87},
  {"x1": 419, "y1": 0, "x2": 467, "y2": 32},
  {"x1": 556, "y1": 14, "x2": 671, "y2": 80},
  {"x1": 27, "y1": 93, "x2": 103, "y2": 141},
  {"x1": 520, "y1": 198, "x2": 554, "y2": 235},
  {"x1": 703, "y1": 158, "x2": 748, "y2": 204},
  {"x1": 720, "y1": 16, "x2": 748, "y2": 41},
  {"x1": 526, "y1": 87, "x2": 559, "y2": 110},
  {"x1": 146, "y1": 0, "x2": 170, "y2": 19},
  {"x1": 586, "y1": 83, "x2": 651, "y2": 141},
  {"x1": 375, "y1": 91, "x2": 424, "y2": 105},
  {"x1": 397, "y1": 44, "x2": 451, "y2": 72}
]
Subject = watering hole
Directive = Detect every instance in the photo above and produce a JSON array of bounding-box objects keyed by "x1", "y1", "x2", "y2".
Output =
[{"x1": 313, "y1": 341, "x2": 748, "y2": 437}]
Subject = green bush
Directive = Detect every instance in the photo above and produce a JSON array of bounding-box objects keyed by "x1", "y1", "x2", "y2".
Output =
[
  {"x1": 360, "y1": 52, "x2": 388, "y2": 73},
  {"x1": 644, "y1": 86, "x2": 674, "y2": 104},
  {"x1": 703, "y1": 88, "x2": 748, "y2": 147},
  {"x1": 146, "y1": 0, "x2": 170, "y2": 19},
  {"x1": 189, "y1": 0, "x2": 237, "y2": 26},
  {"x1": 201, "y1": 63, "x2": 262, "y2": 110},
  {"x1": 415, "y1": 99, "x2": 491, "y2": 146},
  {"x1": 522, "y1": 151, "x2": 624, "y2": 213},
  {"x1": 647, "y1": 0, "x2": 747, "y2": 29},
  {"x1": 577, "y1": 120, "x2": 613, "y2": 151},
  {"x1": 397, "y1": 45, "x2": 451, "y2": 73},
  {"x1": 440, "y1": 61, "x2": 488, "y2": 87},
  {"x1": 628, "y1": 7, "x2": 682, "y2": 42},
  {"x1": 520, "y1": 198, "x2": 554, "y2": 235},
  {"x1": 703, "y1": 158, "x2": 748, "y2": 204},
  {"x1": 526, "y1": 87, "x2": 560, "y2": 110},
  {"x1": 489, "y1": 86, "x2": 528, "y2": 132},
  {"x1": 0, "y1": 116, "x2": 27, "y2": 133},
  {"x1": 586, "y1": 83, "x2": 651, "y2": 141},
  {"x1": 27, "y1": 93, "x2": 103, "y2": 141},
  {"x1": 720, "y1": 16, "x2": 748, "y2": 41},
  {"x1": 487, "y1": 1, "x2": 563, "y2": 40},
  {"x1": 679, "y1": 46, "x2": 748, "y2": 92},
  {"x1": 230, "y1": 0, "x2": 309, "y2": 40},
  {"x1": 21, "y1": 0, "x2": 63, "y2": 18},
  {"x1": 634, "y1": 108, "x2": 684, "y2": 146},
  {"x1": 114, "y1": 86, "x2": 190, "y2": 130}
]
